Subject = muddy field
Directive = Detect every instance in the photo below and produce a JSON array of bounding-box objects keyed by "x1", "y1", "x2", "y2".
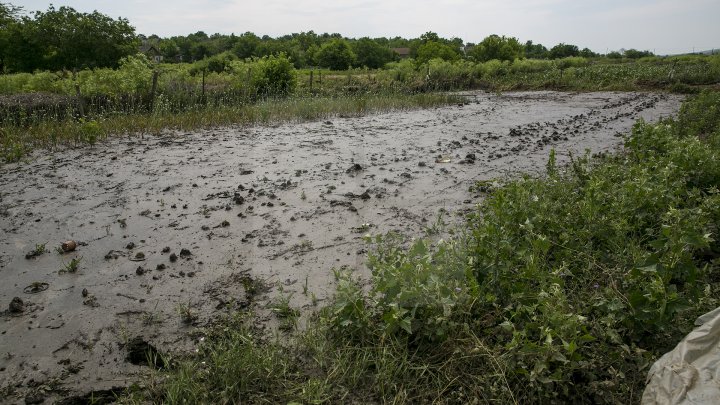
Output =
[{"x1": 0, "y1": 91, "x2": 682, "y2": 403}]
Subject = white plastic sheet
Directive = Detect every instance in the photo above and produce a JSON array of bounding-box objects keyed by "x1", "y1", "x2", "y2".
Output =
[{"x1": 642, "y1": 306, "x2": 720, "y2": 404}]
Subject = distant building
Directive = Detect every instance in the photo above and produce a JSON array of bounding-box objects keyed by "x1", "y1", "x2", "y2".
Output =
[
  {"x1": 140, "y1": 43, "x2": 163, "y2": 63},
  {"x1": 391, "y1": 47, "x2": 411, "y2": 59}
]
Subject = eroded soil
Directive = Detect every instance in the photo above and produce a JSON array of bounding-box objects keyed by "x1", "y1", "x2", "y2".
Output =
[{"x1": 0, "y1": 91, "x2": 682, "y2": 403}]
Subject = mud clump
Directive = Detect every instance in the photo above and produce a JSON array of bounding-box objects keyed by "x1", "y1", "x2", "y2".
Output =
[
  {"x1": 9, "y1": 296, "x2": 24, "y2": 313},
  {"x1": 125, "y1": 336, "x2": 166, "y2": 369},
  {"x1": 179, "y1": 248, "x2": 192, "y2": 257},
  {"x1": 346, "y1": 163, "x2": 363, "y2": 174}
]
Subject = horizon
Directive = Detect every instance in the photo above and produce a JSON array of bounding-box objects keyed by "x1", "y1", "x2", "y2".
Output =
[{"x1": 16, "y1": 0, "x2": 720, "y2": 56}]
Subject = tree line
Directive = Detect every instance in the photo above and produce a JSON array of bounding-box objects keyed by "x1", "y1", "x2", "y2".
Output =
[{"x1": 0, "y1": 2, "x2": 656, "y2": 74}]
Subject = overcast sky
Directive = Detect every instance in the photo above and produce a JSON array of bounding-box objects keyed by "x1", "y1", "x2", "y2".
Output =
[{"x1": 17, "y1": 0, "x2": 720, "y2": 55}]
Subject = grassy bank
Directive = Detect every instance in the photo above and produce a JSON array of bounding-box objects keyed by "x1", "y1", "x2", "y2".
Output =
[
  {"x1": 0, "y1": 92, "x2": 458, "y2": 163},
  {"x1": 119, "y1": 91, "x2": 720, "y2": 404}
]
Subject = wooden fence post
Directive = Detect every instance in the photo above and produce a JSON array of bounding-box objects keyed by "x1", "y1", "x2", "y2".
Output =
[
  {"x1": 149, "y1": 70, "x2": 159, "y2": 112},
  {"x1": 74, "y1": 83, "x2": 85, "y2": 118},
  {"x1": 201, "y1": 69, "x2": 207, "y2": 105}
]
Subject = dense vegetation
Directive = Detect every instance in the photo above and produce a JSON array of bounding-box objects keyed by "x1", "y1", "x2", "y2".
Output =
[
  {"x1": 1, "y1": 2, "x2": 664, "y2": 74},
  {"x1": 1, "y1": 52, "x2": 718, "y2": 163},
  {"x1": 118, "y1": 91, "x2": 720, "y2": 404}
]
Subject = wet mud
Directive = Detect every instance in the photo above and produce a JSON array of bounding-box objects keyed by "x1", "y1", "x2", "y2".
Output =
[{"x1": 0, "y1": 91, "x2": 682, "y2": 402}]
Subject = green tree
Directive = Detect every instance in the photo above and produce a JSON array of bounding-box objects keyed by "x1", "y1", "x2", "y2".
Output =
[
  {"x1": 624, "y1": 49, "x2": 654, "y2": 59},
  {"x1": 416, "y1": 41, "x2": 461, "y2": 63},
  {"x1": 232, "y1": 32, "x2": 260, "y2": 59},
  {"x1": 0, "y1": 2, "x2": 23, "y2": 71},
  {"x1": 352, "y1": 37, "x2": 393, "y2": 69},
  {"x1": 32, "y1": 6, "x2": 138, "y2": 70},
  {"x1": 316, "y1": 39, "x2": 356, "y2": 70},
  {"x1": 469, "y1": 35, "x2": 524, "y2": 62},
  {"x1": 524, "y1": 40, "x2": 548, "y2": 59},
  {"x1": 549, "y1": 43, "x2": 580, "y2": 59}
]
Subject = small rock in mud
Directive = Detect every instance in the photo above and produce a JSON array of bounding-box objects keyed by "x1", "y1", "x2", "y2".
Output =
[
  {"x1": 162, "y1": 246, "x2": 170, "y2": 253},
  {"x1": 240, "y1": 169, "x2": 254, "y2": 175},
  {"x1": 134, "y1": 252, "x2": 145, "y2": 260},
  {"x1": 81, "y1": 288, "x2": 88, "y2": 297},
  {"x1": 418, "y1": 161, "x2": 427, "y2": 167},
  {"x1": 61, "y1": 240, "x2": 77, "y2": 252},
  {"x1": 125, "y1": 337, "x2": 166, "y2": 369},
  {"x1": 9, "y1": 296, "x2": 24, "y2": 313},
  {"x1": 233, "y1": 192, "x2": 245, "y2": 205},
  {"x1": 346, "y1": 163, "x2": 363, "y2": 174},
  {"x1": 221, "y1": 220, "x2": 230, "y2": 227},
  {"x1": 156, "y1": 263, "x2": 166, "y2": 271},
  {"x1": 179, "y1": 248, "x2": 192, "y2": 257},
  {"x1": 126, "y1": 242, "x2": 135, "y2": 250},
  {"x1": 169, "y1": 253, "x2": 178, "y2": 262},
  {"x1": 136, "y1": 266, "x2": 145, "y2": 276}
]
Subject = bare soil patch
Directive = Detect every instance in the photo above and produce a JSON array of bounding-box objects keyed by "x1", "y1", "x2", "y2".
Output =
[{"x1": 0, "y1": 91, "x2": 682, "y2": 402}]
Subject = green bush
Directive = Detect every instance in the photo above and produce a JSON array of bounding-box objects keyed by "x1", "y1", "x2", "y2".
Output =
[{"x1": 249, "y1": 53, "x2": 297, "y2": 96}]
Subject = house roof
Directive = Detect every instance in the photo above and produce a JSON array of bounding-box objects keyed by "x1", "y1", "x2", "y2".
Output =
[{"x1": 140, "y1": 44, "x2": 161, "y2": 55}]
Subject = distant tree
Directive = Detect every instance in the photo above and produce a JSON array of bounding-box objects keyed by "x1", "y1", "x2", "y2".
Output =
[
  {"x1": 624, "y1": 49, "x2": 654, "y2": 59},
  {"x1": 420, "y1": 31, "x2": 440, "y2": 43},
  {"x1": 316, "y1": 39, "x2": 356, "y2": 70},
  {"x1": 579, "y1": 47, "x2": 597, "y2": 58},
  {"x1": 0, "y1": 2, "x2": 23, "y2": 71},
  {"x1": 606, "y1": 51, "x2": 623, "y2": 59},
  {"x1": 7, "y1": 5, "x2": 139, "y2": 71},
  {"x1": 524, "y1": 40, "x2": 548, "y2": 59},
  {"x1": 233, "y1": 32, "x2": 260, "y2": 59},
  {"x1": 416, "y1": 41, "x2": 461, "y2": 63},
  {"x1": 549, "y1": 43, "x2": 580, "y2": 59},
  {"x1": 469, "y1": 35, "x2": 524, "y2": 62},
  {"x1": 158, "y1": 38, "x2": 180, "y2": 61},
  {"x1": 352, "y1": 37, "x2": 393, "y2": 69}
]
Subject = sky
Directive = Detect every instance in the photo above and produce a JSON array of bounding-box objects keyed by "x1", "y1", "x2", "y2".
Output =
[{"x1": 16, "y1": 0, "x2": 720, "y2": 55}]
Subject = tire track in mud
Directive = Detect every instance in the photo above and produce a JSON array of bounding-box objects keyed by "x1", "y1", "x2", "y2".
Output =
[{"x1": 0, "y1": 91, "x2": 682, "y2": 402}]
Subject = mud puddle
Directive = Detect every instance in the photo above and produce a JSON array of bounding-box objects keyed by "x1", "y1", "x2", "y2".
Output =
[{"x1": 0, "y1": 91, "x2": 682, "y2": 402}]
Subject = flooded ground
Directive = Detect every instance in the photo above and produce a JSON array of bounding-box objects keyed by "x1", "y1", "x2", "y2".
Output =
[{"x1": 0, "y1": 91, "x2": 682, "y2": 402}]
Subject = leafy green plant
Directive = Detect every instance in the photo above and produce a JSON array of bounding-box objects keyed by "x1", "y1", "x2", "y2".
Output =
[{"x1": 61, "y1": 256, "x2": 83, "y2": 273}]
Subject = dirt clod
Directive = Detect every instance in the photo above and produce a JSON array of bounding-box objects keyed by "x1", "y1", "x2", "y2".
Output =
[{"x1": 9, "y1": 297, "x2": 24, "y2": 313}]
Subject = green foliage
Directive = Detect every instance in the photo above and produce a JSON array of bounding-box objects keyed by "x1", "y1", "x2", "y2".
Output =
[
  {"x1": 1, "y1": 4, "x2": 138, "y2": 72},
  {"x1": 469, "y1": 34, "x2": 524, "y2": 62},
  {"x1": 352, "y1": 37, "x2": 394, "y2": 69},
  {"x1": 415, "y1": 41, "x2": 461, "y2": 64},
  {"x1": 549, "y1": 43, "x2": 580, "y2": 59},
  {"x1": 324, "y1": 92, "x2": 720, "y2": 402},
  {"x1": 316, "y1": 39, "x2": 356, "y2": 70},
  {"x1": 249, "y1": 53, "x2": 297, "y2": 96}
]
